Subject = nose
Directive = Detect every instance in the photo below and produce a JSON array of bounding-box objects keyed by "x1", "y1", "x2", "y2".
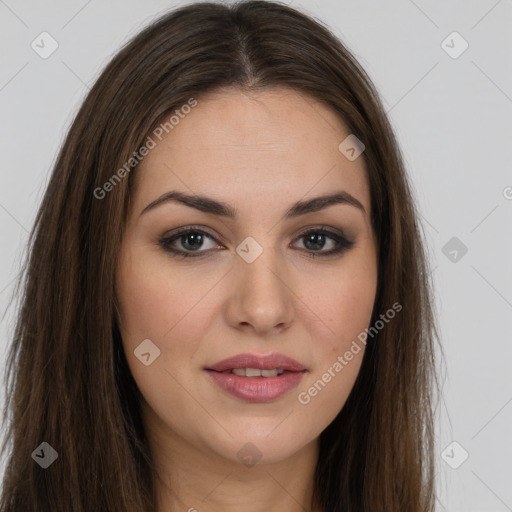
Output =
[{"x1": 226, "y1": 246, "x2": 296, "y2": 336}]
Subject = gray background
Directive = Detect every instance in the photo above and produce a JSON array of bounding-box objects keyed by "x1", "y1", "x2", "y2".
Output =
[{"x1": 0, "y1": 0, "x2": 511, "y2": 510}]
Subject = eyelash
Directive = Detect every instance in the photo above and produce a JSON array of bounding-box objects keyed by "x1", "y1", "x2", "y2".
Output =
[{"x1": 157, "y1": 225, "x2": 354, "y2": 259}]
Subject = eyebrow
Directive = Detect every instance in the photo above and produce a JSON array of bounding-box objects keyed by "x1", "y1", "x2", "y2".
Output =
[{"x1": 139, "y1": 190, "x2": 366, "y2": 220}]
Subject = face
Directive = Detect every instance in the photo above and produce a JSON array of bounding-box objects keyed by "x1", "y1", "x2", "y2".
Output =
[{"x1": 116, "y1": 87, "x2": 378, "y2": 467}]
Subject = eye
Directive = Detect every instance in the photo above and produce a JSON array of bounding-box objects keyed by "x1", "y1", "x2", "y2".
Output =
[
  {"x1": 158, "y1": 226, "x2": 221, "y2": 257},
  {"x1": 158, "y1": 226, "x2": 354, "y2": 259},
  {"x1": 292, "y1": 228, "x2": 354, "y2": 258}
]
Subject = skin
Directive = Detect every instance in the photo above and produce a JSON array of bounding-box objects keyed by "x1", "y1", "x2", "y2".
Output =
[{"x1": 115, "y1": 87, "x2": 378, "y2": 512}]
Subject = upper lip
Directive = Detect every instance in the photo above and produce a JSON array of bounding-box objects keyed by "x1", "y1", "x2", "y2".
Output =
[{"x1": 205, "y1": 353, "x2": 307, "y2": 372}]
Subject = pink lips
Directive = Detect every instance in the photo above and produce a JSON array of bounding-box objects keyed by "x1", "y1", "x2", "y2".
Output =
[
  {"x1": 204, "y1": 352, "x2": 307, "y2": 403},
  {"x1": 206, "y1": 353, "x2": 306, "y2": 372}
]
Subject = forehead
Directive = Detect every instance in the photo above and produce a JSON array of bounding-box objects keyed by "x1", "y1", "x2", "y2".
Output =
[{"x1": 131, "y1": 87, "x2": 370, "y2": 217}]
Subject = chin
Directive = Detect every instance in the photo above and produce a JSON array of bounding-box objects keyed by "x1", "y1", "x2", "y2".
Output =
[{"x1": 205, "y1": 427, "x2": 315, "y2": 467}]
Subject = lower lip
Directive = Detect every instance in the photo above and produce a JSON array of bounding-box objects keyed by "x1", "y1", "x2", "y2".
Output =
[{"x1": 205, "y1": 370, "x2": 306, "y2": 402}]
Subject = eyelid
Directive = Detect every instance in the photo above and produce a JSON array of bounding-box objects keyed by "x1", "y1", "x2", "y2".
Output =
[{"x1": 160, "y1": 225, "x2": 224, "y2": 247}]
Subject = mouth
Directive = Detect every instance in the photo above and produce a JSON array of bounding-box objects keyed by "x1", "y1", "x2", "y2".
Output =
[
  {"x1": 204, "y1": 353, "x2": 307, "y2": 402},
  {"x1": 205, "y1": 352, "x2": 307, "y2": 373},
  {"x1": 213, "y1": 368, "x2": 288, "y2": 377}
]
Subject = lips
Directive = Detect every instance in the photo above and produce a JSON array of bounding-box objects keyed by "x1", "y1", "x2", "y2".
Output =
[
  {"x1": 205, "y1": 352, "x2": 307, "y2": 373},
  {"x1": 204, "y1": 352, "x2": 307, "y2": 402}
]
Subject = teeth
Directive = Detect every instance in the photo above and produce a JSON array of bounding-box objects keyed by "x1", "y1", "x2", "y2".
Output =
[
  {"x1": 261, "y1": 369, "x2": 280, "y2": 377},
  {"x1": 230, "y1": 368, "x2": 285, "y2": 377}
]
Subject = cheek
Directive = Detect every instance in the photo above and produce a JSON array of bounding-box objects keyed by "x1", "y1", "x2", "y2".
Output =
[
  {"x1": 300, "y1": 257, "x2": 377, "y2": 347},
  {"x1": 116, "y1": 247, "x2": 207, "y2": 348},
  {"x1": 294, "y1": 255, "x2": 377, "y2": 417},
  {"x1": 115, "y1": 252, "x2": 213, "y2": 433},
  {"x1": 115, "y1": 248, "x2": 220, "y2": 393}
]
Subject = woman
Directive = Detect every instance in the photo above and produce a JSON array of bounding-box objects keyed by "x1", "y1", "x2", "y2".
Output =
[{"x1": 0, "y1": 1, "x2": 440, "y2": 510}]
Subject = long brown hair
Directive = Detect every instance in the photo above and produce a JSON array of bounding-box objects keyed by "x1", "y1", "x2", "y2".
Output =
[{"x1": 0, "y1": 1, "x2": 441, "y2": 510}]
